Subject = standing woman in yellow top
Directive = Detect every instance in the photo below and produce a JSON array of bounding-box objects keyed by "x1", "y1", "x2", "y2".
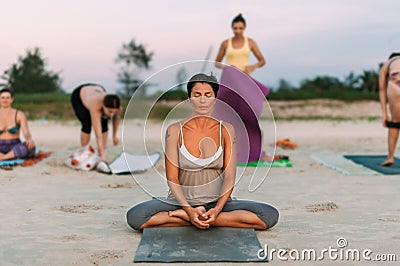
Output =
[
  {"x1": 215, "y1": 13, "x2": 265, "y2": 75},
  {"x1": 214, "y1": 14, "x2": 272, "y2": 163}
]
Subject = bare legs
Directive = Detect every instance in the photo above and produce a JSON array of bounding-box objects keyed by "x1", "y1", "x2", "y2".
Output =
[
  {"x1": 212, "y1": 210, "x2": 267, "y2": 229},
  {"x1": 80, "y1": 132, "x2": 91, "y2": 146},
  {"x1": 383, "y1": 87, "x2": 400, "y2": 166},
  {"x1": 80, "y1": 131, "x2": 108, "y2": 148},
  {"x1": 0, "y1": 150, "x2": 15, "y2": 161},
  {"x1": 102, "y1": 131, "x2": 108, "y2": 149},
  {"x1": 142, "y1": 207, "x2": 267, "y2": 230},
  {"x1": 382, "y1": 127, "x2": 399, "y2": 166},
  {"x1": 168, "y1": 206, "x2": 207, "y2": 221},
  {"x1": 139, "y1": 212, "x2": 191, "y2": 230}
]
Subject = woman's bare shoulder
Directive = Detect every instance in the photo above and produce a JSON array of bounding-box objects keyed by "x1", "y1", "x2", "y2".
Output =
[
  {"x1": 247, "y1": 37, "x2": 258, "y2": 46},
  {"x1": 220, "y1": 39, "x2": 229, "y2": 47},
  {"x1": 167, "y1": 122, "x2": 179, "y2": 130},
  {"x1": 166, "y1": 122, "x2": 182, "y2": 136},
  {"x1": 16, "y1": 109, "x2": 27, "y2": 120},
  {"x1": 221, "y1": 121, "x2": 235, "y2": 134}
]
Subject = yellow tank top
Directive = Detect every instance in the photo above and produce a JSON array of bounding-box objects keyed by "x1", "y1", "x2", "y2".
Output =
[{"x1": 225, "y1": 37, "x2": 251, "y2": 72}]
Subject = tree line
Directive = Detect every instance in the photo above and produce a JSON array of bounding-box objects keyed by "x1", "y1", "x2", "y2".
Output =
[
  {"x1": 0, "y1": 38, "x2": 153, "y2": 99},
  {"x1": 274, "y1": 70, "x2": 379, "y2": 93},
  {"x1": 267, "y1": 69, "x2": 379, "y2": 101},
  {"x1": 0, "y1": 39, "x2": 380, "y2": 100}
]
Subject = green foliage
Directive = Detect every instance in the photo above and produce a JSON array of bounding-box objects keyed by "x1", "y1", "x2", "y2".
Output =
[
  {"x1": 12, "y1": 93, "x2": 73, "y2": 120},
  {"x1": 269, "y1": 88, "x2": 379, "y2": 101},
  {"x1": 359, "y1": 70, "x2": 379, "y2": 92},
  {"x1": 158, "y1": 89, "x2": 188, "y2": 101},
  {"x1": 14, "y1": 92, "x2": 69, "y2": 103},
  {"x1": 148, "y1": 104, "x2": 174, "y2": 120},
  {"x1": 176, "y1": 67, "x2": 188, "y2": 91},
  {"x1": 115, "y1": 38, "x2": 154, "y2": 99},
  {"x1": 10, "y1": 93, "x2": 129, "y2": 120},
  {"x1": 1, "y1": 48, "x2": 63, "y2": 93},
  {"x1": 270, "y1": 69, "x2": 379, "y2": 101}
]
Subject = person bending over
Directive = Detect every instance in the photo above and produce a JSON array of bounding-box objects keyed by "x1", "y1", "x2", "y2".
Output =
[{"x1": 71, "y1": 83, "x2": 122, "y2": 162}]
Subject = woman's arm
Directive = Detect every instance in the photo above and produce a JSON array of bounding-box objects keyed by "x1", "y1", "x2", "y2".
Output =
[
  {"x1": 112, "y1": 106, "x2": 122, "y2": 145},
  {"x1": 89, "y1": 103, "x2": 106, "y2": 161},
  {"x1": 165, "y1": 123, "x2": 209, "y2": 229},
  {"x1": 245, "y1": 38, "x2": 266, "y2": 75},
  {"x1": 379, "y1": 61, "x2": 390, "y2": 126},
  {"x1": 18, "y1": 111, "x2": 35, "y2": 149},
  {"x1": 214, "y1": 40, "x2": 228, "y2": 69},
  {"x1": 204, "y1": 122, "x2": 236, "y2": 225}
]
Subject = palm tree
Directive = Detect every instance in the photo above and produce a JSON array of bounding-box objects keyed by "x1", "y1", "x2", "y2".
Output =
[{"x1": 359, "y1": 70, "x2": 378, "y2": 92}]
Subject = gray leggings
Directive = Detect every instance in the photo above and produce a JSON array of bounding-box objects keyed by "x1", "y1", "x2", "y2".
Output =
[{"x1": 126, "y1": 198, "x2": 279, "y2": 231}]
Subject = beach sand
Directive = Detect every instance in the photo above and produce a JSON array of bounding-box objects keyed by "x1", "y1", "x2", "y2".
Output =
[{"x1": 0, "y1": 100, "x2": 399, "y2": 265}]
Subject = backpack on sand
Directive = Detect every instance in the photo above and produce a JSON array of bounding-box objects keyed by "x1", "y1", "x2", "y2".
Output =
[{"x1": 65, "y1": 145, "x2": 100, "y2": 171}]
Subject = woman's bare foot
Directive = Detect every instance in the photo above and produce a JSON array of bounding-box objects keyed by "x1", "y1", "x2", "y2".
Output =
[
  {"x1": 262, "y1": 154, "x2": 289, "y2": 162},
  {"x1": 0, "y1": 165, "x2": 13, "y2": 170},
  {"x1": 381, "y1": 159, "x2": 394, "y2": 167},
  {"x1": 169, "y1": 206, "x2": 206, "y2": 221},
  {"x1": 262, "y1": 155, "x2": 274, "y2": 162}
]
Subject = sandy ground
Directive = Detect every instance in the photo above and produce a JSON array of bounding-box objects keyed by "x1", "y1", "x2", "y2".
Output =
[{"x1": 1, "y1": 101, "x2": 399, "y2": 265}]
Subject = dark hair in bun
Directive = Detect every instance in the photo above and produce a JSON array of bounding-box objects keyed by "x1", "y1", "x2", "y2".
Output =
[
  {"x1": 232, "y1": 13, "x2": 246, "y2": 27},
  {"x1": 187, "y1": 73, "x2": 219, "y2": 97}
]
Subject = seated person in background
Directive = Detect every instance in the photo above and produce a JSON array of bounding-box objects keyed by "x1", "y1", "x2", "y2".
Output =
[
  {"x1": 126, "y1": 73, "x2": 279, "y2": 231},
  {"x1": 71, "y1": 83, "x2": 122, "y2": 162},
  {"x1": 0, "y1": 88, "x2": 36, "y2": 161}
]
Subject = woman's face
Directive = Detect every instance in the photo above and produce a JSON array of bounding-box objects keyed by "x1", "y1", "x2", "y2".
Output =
[
  {"x1": 102, "y1": 107, "x2": 119, "y2": 118},
  {"x1": 232, "y1": 21, "x2": 246, "y2": 37},
  {"x1": 0, "y1": 92, "x2": 14, "y2": 108},
  {"x1": 190, "y1": 83, "x2": 216, "y2": 116}
]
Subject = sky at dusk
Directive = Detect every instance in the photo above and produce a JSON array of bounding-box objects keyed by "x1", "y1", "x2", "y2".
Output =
[{"x1": 1, "y1": 0, "x2": 399, "y2": 93}]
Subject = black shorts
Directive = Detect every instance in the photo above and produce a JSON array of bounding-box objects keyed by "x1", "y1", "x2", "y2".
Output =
[{"x1": 71, "y1": 83, "x2": 108, "y2": 134}]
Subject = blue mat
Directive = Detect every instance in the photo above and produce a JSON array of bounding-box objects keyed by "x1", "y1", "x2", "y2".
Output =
[
  {"x1": 344, "y1": 155, "x2": 400, "y2": 175},
  {"x1": 134, "y1": 226, "x2": 267, "y2": 262},
  {"x1": 0, "y1": 159, "x2": 25, "y2": 167}
]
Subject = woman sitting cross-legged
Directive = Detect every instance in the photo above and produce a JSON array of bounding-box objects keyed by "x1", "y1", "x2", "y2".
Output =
[
  {"x1": 126, "y1": 73, "x2": 279, "y2": 231},
  {"x1": 0, "y1": 89, "x2": 36, "y2": 164}
]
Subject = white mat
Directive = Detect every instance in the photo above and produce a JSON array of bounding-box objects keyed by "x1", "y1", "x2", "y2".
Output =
[
  {"x1": 310, "y1": 153, "x2": 379, "y2": 176},
  {"x1": 97, "y1": 152, "x2": 161, "y2": 175}
]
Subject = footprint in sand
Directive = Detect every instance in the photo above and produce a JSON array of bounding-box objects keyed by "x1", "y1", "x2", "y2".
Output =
[
  {"x1": 378, "y1": 217, "x2": 399, "y2": 222},
  {"x1": 100, "y1": 182, "x2": 135, "y2": 189},
  {"x1": 59, "y1": 204, "x2": 104, "y2": 213},
  {"x1": 46, "y1": 159, "x2": 65, "y2": 167},
  {"x1": 88, "y1": 250, "x2": 126, "y2": 265},
  {"x1": 306, "y1": 202, "x2": 338, "y2": 212},
  {"x1": 59, "y1": 234, "x2": 87, "y2": 241}
]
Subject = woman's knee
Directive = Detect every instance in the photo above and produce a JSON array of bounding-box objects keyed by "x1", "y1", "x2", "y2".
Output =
[
  {"x1": 126, "y1": 204, "x2": 147, "y2": 231},
  {"x1": 261, "y1": 204, "x2": 279, "y2": 229},
  {"x1": 126, "y1": 199, "x2": 171, "y2": 230},
  {"x1": 12, "y1": 142, "x2": 34, "y2": 158}
]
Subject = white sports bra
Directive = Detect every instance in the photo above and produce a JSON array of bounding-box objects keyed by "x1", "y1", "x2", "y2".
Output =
[{"x1": 179, "y1": 121, "x2": 223, "y2": 167}]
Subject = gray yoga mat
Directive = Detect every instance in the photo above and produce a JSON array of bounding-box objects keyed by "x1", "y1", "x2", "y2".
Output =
[
  {"x1": 134, "y1": 226, "x2": 267, "y2": 262},
  {"x1": 344, "y1": 155, "x2": 400, "y2": 175}
]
